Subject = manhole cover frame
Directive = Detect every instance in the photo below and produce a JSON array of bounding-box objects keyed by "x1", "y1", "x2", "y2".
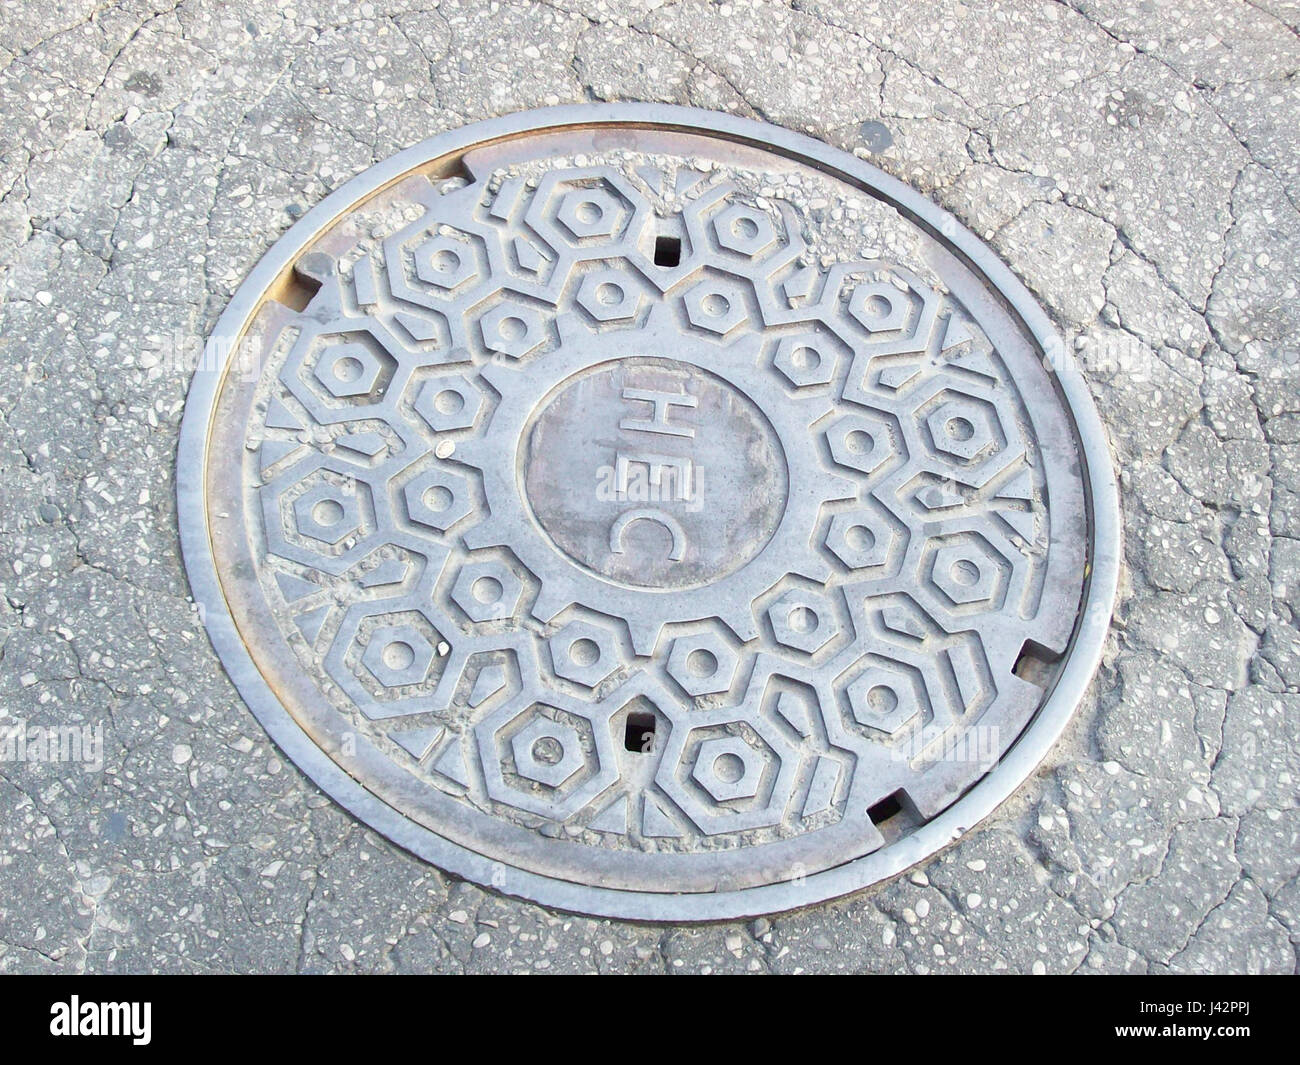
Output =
[{"x1": 178, "y1": 103, "x2": 1121, "y2": 922}]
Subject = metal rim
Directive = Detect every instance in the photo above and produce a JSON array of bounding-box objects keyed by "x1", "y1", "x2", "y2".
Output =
[{"x1": 177, "y1": 103, "x2": 1120, "y2": 922}]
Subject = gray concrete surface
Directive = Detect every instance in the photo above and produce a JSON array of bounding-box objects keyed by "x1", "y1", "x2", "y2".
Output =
[{"x1": 0, "y1": 0, "x2": 1297, "y2": 974}]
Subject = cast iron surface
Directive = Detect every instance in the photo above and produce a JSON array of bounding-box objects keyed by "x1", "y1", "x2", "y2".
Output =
[{"x1": 178, "y1": 104, "x2": 1120, "y2": 921}]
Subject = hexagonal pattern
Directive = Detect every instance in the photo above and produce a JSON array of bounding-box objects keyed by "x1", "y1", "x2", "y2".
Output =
[
  {"x1": 665, "y1": 633, "x2": 739, "y2": 696},
  {"x1": 291, "y1": 481, "x2": 362, "y2": 545},
  {"x1": 654, "y1": 711, "x2": 802, "y2": 837},
  {"x1": 712, "y1": 204, "x2": 778, "y2": 258},
  {"x1": 511, "y1": 716, "x2": 585, "y2": 787},
  {"x1": 450, "y1": 559, "x2": 524, "y2": 623},
  {"x1": 320, "y1": 606, "x2": 450, "y2": 721},
  {"x1": 547, "y1": 619, "x2": 620, "y2": 688},
  {"x1": 773, "y1": 334, "x2": 837, "y2": 388},
  {"x1": 476, "y1": 697, "x2": 619, "y2": 821},
  {"x1": 849, "y1": 279, "x2": 911, "y2": 332},
  {"x1": 922, "y1": 393, "x2": 1001, "y2": 462},
  {"x1": 768, "y1": 589, "x2": 841, "y2": 654},
  {"x1": 282, "y1": 322, "x2": 407, "y2": 425},
  {"x1": 413, "y1": 233, "x2": 480, "y2": 291},
  {"x1": 264, "y1": 463, "x2": 383, "y2": 576},
  {"x1": 845, "y1": 663, "x2": 926, "y2": 736},
  {"x1": 401, "y1": 466, "x2": 473, "y2": 532},
  {"x1": 683, "y1": 280, "x2": 749, "y2": 336},
  {"x1": 313, "y1": 340, "x2": 385, "y2": 399},
  {"x1": 826, "y1": 411, "x2": 899, "y2": 476},
  {"x1": 361, "y1": 624, "x2": 436, "y2": 688},
  {"x1": 926, "y1": 534, "x2": 1010, "y2": 610},
  {"x1": 556, "y1": 186, "x2": 627, "y2": 239},
  {"x1": 692, "y1": 736, "x2": 765, "y2": 801},
  {"x1": 575, "y1": 269, "x2": 641, "y2": 322},
  {"x1": 479, "y1": 303, "x2": 546, "y2": 358},
  {"x1": 413, "y1": 376, "x2": 485, "y2": 433}
]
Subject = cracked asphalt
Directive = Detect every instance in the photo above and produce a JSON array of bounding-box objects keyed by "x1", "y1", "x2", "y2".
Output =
[{"x1": 1, "y1": 0, "x2": 1298, "y2": 974}]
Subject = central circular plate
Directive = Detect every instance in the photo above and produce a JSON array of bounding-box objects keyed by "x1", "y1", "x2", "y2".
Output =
[
  {"x1": 178, "y1": 105, "x2": 1119, "y2": 921},
  {"x1": 524, "y1": 356, "x2": 788, "y2": 589}
]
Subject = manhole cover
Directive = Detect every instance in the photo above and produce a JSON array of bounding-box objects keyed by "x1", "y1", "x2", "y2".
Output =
[{"x1": 179, "y1": 105, "x2": 1119, "y2": 920}]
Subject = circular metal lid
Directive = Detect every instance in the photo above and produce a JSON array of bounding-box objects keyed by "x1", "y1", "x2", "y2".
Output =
[{"x1": 179, "y1": 105, "x2": 1119, "y2": 921}]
